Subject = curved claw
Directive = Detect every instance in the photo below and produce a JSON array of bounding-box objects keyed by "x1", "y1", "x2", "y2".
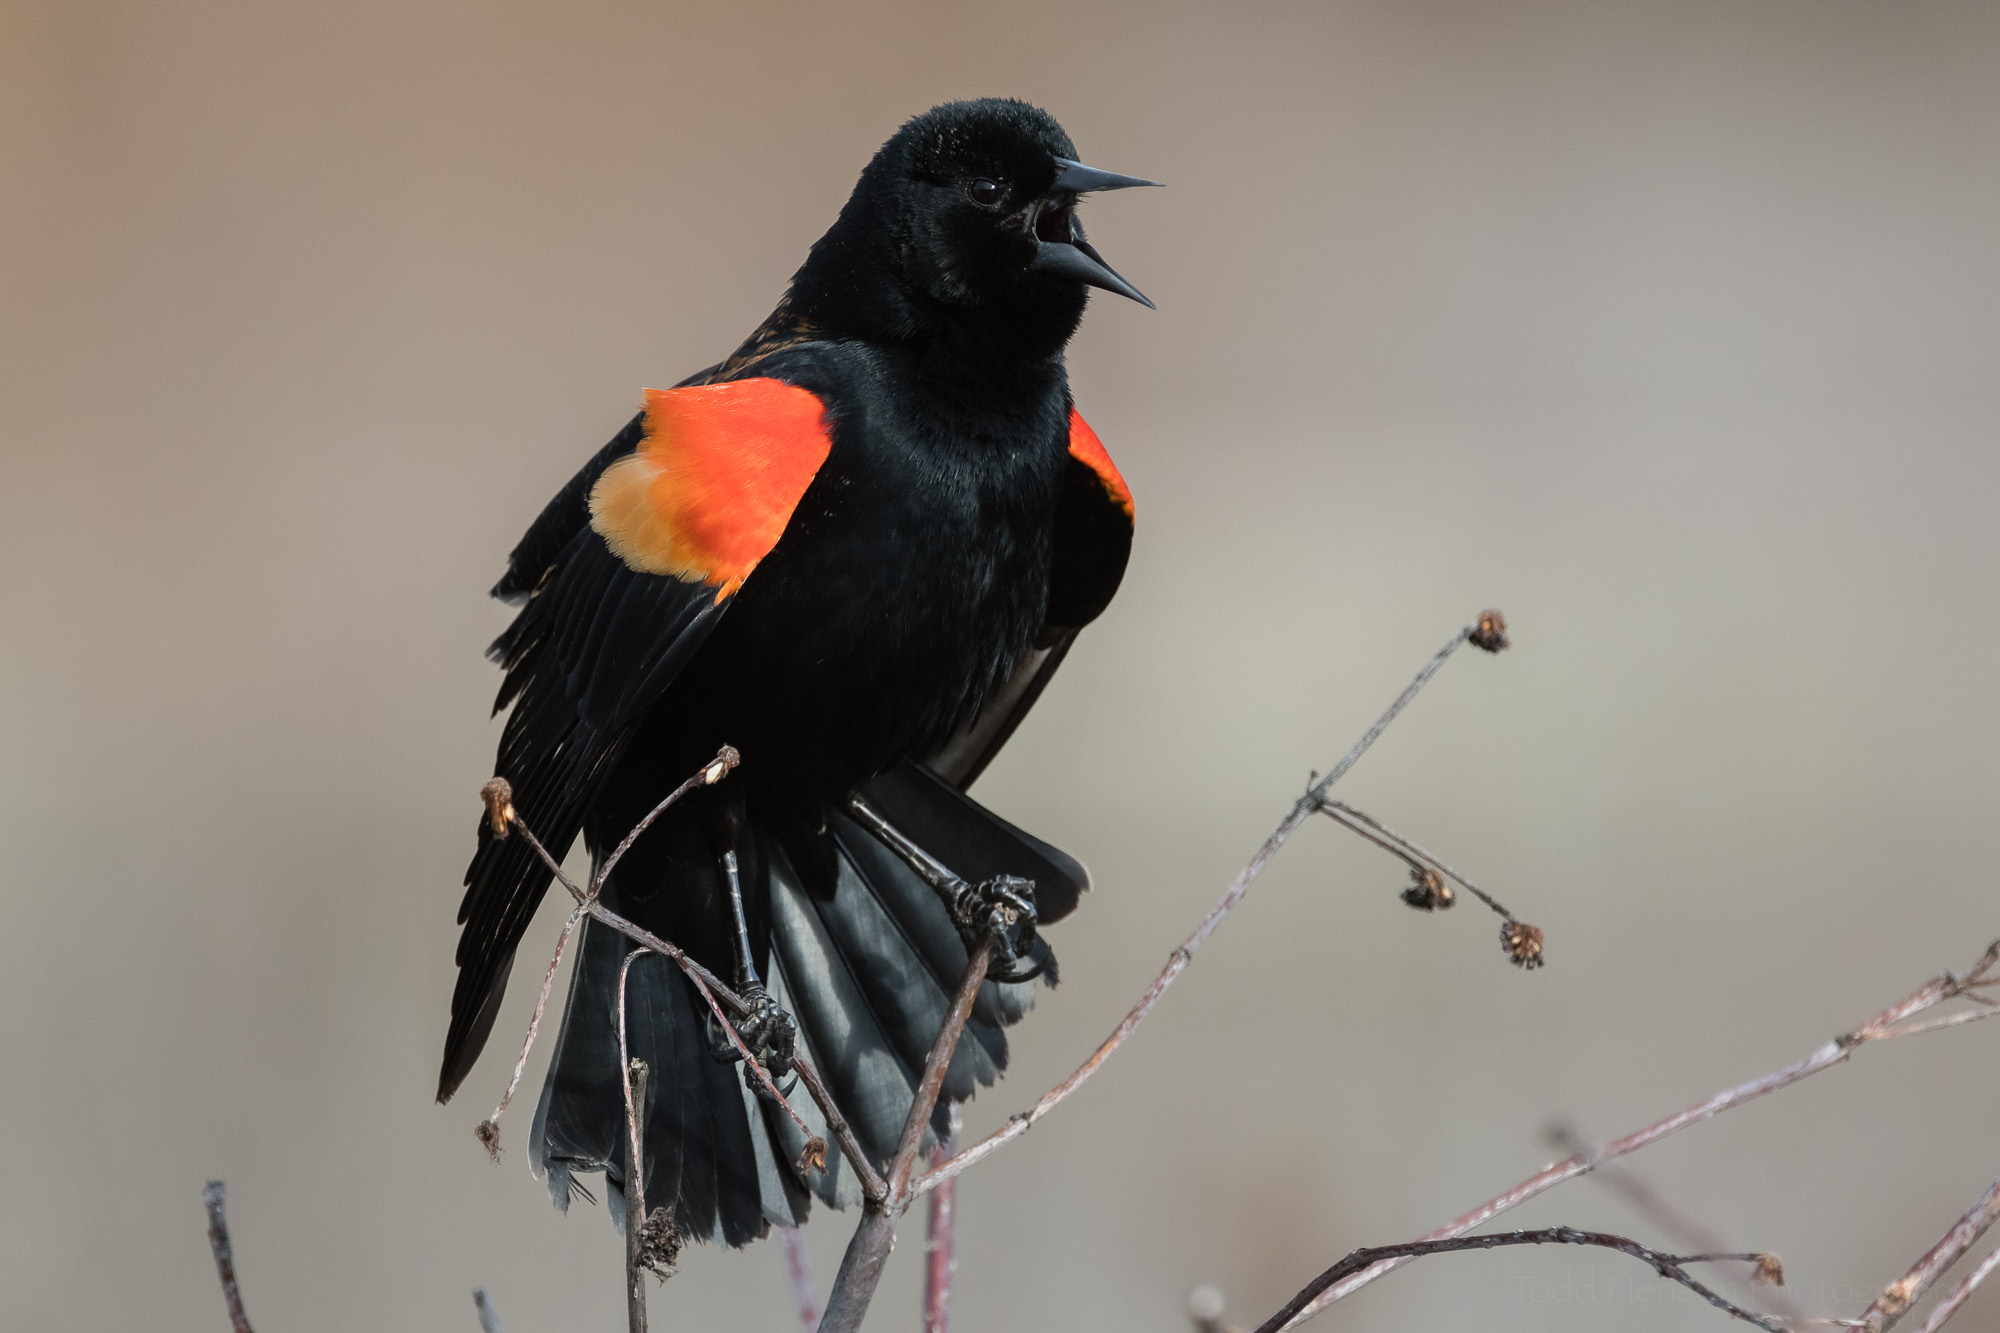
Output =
[
  {"x1": 706, "y1": 986, "x2": 799, "y2": 1094},
  {"x1": 953, "y1": 874, "x2": 1050, "y2": 981}
]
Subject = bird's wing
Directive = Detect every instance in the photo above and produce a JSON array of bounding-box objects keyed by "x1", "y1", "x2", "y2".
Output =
[
  {"x1": 922, "y1": 408, "x2": 1133, "y2": 789},
  {"x1": 440, "y1": 377, "x2": 835, "y2": 1102}
]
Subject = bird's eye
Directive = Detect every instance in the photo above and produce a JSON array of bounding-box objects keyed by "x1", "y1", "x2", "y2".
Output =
[{"x1": 968, "y1": 178, "x2": 1004, "y2": 208}]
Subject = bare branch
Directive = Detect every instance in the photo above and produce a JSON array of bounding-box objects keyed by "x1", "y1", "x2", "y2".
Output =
[
  {"x1": 780, "y1": 1226, "x2": 821, "y2": 1332},
  {"x1": 819, "y1": 937, "x2": 995, "y2": 1333},
  {"x1": 472, "y1": 1288, "x2": 504, "y2": 1333},
  {"x1": 1280, "y1": 939, "x2": 2000, "y2": 1327},
  {"x1": 625, "y1": 944, "x2": 828, "y2": 1172},
  {"x1": 1911, "y1": 1243, "x2": 2000, "y2": 1333},
  {"x1": 1857, "y1": 1177, "x2": 2000, "y2": 1332},
  {"x1": 476, "y1": 903, "x2": 585, "y2": 1159},
  {"x1": 586, "y1": 905, "x2": 864, "y2": 1194},
  {"x1": 915, "y1": 620, "x2": 1493, "y2": 1196},
  {"x1": 471, "y1": 747, "x2": 735, "y2": 1156},
  {"x1": 1250, "y1": 1227, "x2": 1787, "y2": 1333},
  {"x1": 923, "y1": 1107, "x2": 961, "y2": 1333},
  {"x1": 591, "y1": 746, "x2": 740, "y2": 894},
  {"x1": 202, "y1": 1180, "x2": 254, "y2": 1333},
  {"x1": 790, "y1": 1056, "x2": 890, "y2": 1207},
  {"x1": 622, "y1": 1054, "x2": 650, "y2": 1333},
  {"x1": 1548, "y1": 1121, "x2": 1808, "y2": 1325}
]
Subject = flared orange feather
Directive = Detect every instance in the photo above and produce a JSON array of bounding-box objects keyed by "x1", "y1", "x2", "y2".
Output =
[{"x1": 589, "y1": 379, "x2": 833, "y2": 601}]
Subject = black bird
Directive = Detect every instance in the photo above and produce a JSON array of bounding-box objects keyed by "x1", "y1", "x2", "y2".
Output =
[{"x1": 441, "y1": 98, "x2": 1153, "y2": 1247}]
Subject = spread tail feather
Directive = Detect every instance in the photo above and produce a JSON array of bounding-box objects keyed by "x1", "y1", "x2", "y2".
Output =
[{"x1": 529, "y1": 761, "x2": 1071, "y2": 1245}]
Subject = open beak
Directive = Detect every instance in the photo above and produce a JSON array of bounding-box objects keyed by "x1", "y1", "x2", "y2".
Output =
[{"x1": 1027, "y1": 156, "x2": 1162, "y2": 308}]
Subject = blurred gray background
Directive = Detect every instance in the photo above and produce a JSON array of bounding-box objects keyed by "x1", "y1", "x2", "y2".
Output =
[{"x1": 4, "y1": 1, "x2": 1997, "y2": 1329}]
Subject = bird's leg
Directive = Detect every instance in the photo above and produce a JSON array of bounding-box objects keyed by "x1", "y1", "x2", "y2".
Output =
[
  {"x1": 703, "y1": 786, "x2": 797, "y2": 1094},
  {"x1": 843, "y1": 793, "x2": 1046, "y2": 983}
]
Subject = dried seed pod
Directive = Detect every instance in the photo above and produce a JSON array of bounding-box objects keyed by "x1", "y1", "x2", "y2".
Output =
[
  {"x1": 479, "y1": 777, "x2": 516, "y2": 837},
  {"x1": 1470, "y1": 609, "x2": 1510, "y2": 653},
  {"x1": 637, "y1": 1207, "x2": 683, "y2": 1278},
  {"x1": 1502, "y1": 920, "x2": 1545, "y2": 969},
  {"x1": 1402, "y1": 865, "x2": 1455, "y2": 911}
]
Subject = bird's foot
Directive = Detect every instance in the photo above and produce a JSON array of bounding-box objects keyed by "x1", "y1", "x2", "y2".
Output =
[
  {"x1": 707, "y1": 985, "x2": 798, "y2": 1098},
  {"x1": 949, "y1": 874, "x2": 1046, "y2": 983}
]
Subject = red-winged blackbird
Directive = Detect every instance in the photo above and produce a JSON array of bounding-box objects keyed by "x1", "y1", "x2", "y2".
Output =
[{"x1": 441, "y1": 98, "x2": 1153, "y2": 1247}]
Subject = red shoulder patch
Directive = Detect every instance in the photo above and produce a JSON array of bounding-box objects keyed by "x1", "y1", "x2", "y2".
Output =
[
  {"x1": 589, "y1": 378, "x2": 832, "y2": 601},
  {"x1": 1067, "y1": 409, "x2": 1132, "y2": 519}
]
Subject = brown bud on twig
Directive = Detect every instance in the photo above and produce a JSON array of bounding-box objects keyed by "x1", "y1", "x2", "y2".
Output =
[
  {"x1": 479, "y1": 778, "x2": 516, "y2": 838},
  {"x1": 1751, "y1": 1254, "x2": 1784, "y2": 1286},
  {"x1": 1502, "y1": 920, "x2": 1545, "y2": 969},
  {"x1": 798, "y1": 1136, "x2": 829, "y2": 1176},
  {"x1": 474, "y1": 1118, "x2": 501, "y2": 1163},
  {"x1": 1469, "y1": 609, "x2": 1509, "y2": 653},
  {"x1": 1402, "y1": 865, "x2": 1455, "y2": 911},
  {"x1": 636, "y1": 1206, "x2": 682, "y2": 1280},
  {"x1": 702, "y1": 745, "x2": 742, "y2": 786}
]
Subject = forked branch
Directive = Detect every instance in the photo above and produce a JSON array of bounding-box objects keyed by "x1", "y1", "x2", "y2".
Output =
[
  {"x1": 1278, "y1": 939, "x2": 2000, "y2": 1327},
  {"x1": 1855, "y1": 1175, "x2": 2000, "y2": 1332},
  {"x1": 915, "y1": 612, "x2": 1519, "y2": 1196}
]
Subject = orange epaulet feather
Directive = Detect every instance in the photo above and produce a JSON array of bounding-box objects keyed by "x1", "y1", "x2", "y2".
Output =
[
  {"x1": 1066, "y1": 409, "x2": 1132, "y2": 518},
  {"x1": 589, "y1": 379, "x2": 832, "y2": 601}
]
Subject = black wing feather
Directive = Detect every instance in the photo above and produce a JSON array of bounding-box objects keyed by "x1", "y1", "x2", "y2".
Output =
[{"x1": 440, "y1": 432, "x2": 731, "y2": 1103}]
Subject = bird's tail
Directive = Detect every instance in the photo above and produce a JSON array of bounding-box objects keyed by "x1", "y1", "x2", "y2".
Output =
[{"x1": 528, "y1": 760, "x2": 1087, "y2": 1245}]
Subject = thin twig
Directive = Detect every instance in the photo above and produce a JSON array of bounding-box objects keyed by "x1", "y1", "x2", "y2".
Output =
[
  {"x1": 1316, "y1": 800, "x2": 1520, "y2": 921},
  {"x1": 819, "y1": 937, "x2": 995, "y2": 1333},
  {"x1": 623, "y1": 1056, "x2": 650, "y2": 1333},
  {"x1": 916, "y1": 622, "x2": 1487, "y2": 1196},
  {"x1": 1279, "y1": 939, "x2": 2000, "y2": 1327},
  {"x1": 472, "y1": 749, "x2": 735, "y2": 1155},
  {"x1": 1547, "y1": 1121, "x2": 1808, "y2": 1325},
  {"x1": 923, "y1": 1107, "x2": 961, "y2": 1333},
  {"x1": 781, "y1": 1226, "x2": 821, "y2": 1332},
  {"x1": 891, "y1": 939, "x2": 993, "y2": 1200},
  {"x1": 472, "y1": 1288, "x2": 504, "y2": 1333},
  {"x1": 592, "y1": 746, "x2": 740, "y2": 894},
  {"x1": 1911, "y1": 1243, "x2": 2000, "y2": 1333},
  {"x1": 1856, "y1": 1176, "x2": 2000, "y2": 1332},
  {"x1": 616, "y1": 954, "x2": 651, "y2": 1232},
  {"x1": 667, "y1": 946, "x2": 827, "y2": 1172},
  {"x1": 790, "y1": 1056, "x2": 890, "y2": 1207},
  {"x1": 477, "y1": 903, "x2": 585, "y2": 1158},
  {"x1": 1249, "y1": 1228, "x2": 1786, "y2": 1333},
  {"x1": 587, "y1": 902, "x2": 865, "y2": 1194},
  {"x1": 1877, "y1": 1008, "x2": 2000, "y2": 1041},
  {"x1": 202, "y1": 1180, "x2": 254, "y2": 1333}
]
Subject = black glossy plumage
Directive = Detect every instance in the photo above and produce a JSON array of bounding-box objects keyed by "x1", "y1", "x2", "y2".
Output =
[{"x1": 442, "y1": 98, "x2": 1143, "y2": 1247}]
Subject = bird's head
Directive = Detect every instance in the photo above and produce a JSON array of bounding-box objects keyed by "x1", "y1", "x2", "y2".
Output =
[{"x1": 789, "y1": 99, "x2": 1159, "y2": 356}]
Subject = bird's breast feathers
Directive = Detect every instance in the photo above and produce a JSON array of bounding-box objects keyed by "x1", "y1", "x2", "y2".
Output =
[{"x1": 588, "y1": 377, "x2": 1130, "y2": 602}]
